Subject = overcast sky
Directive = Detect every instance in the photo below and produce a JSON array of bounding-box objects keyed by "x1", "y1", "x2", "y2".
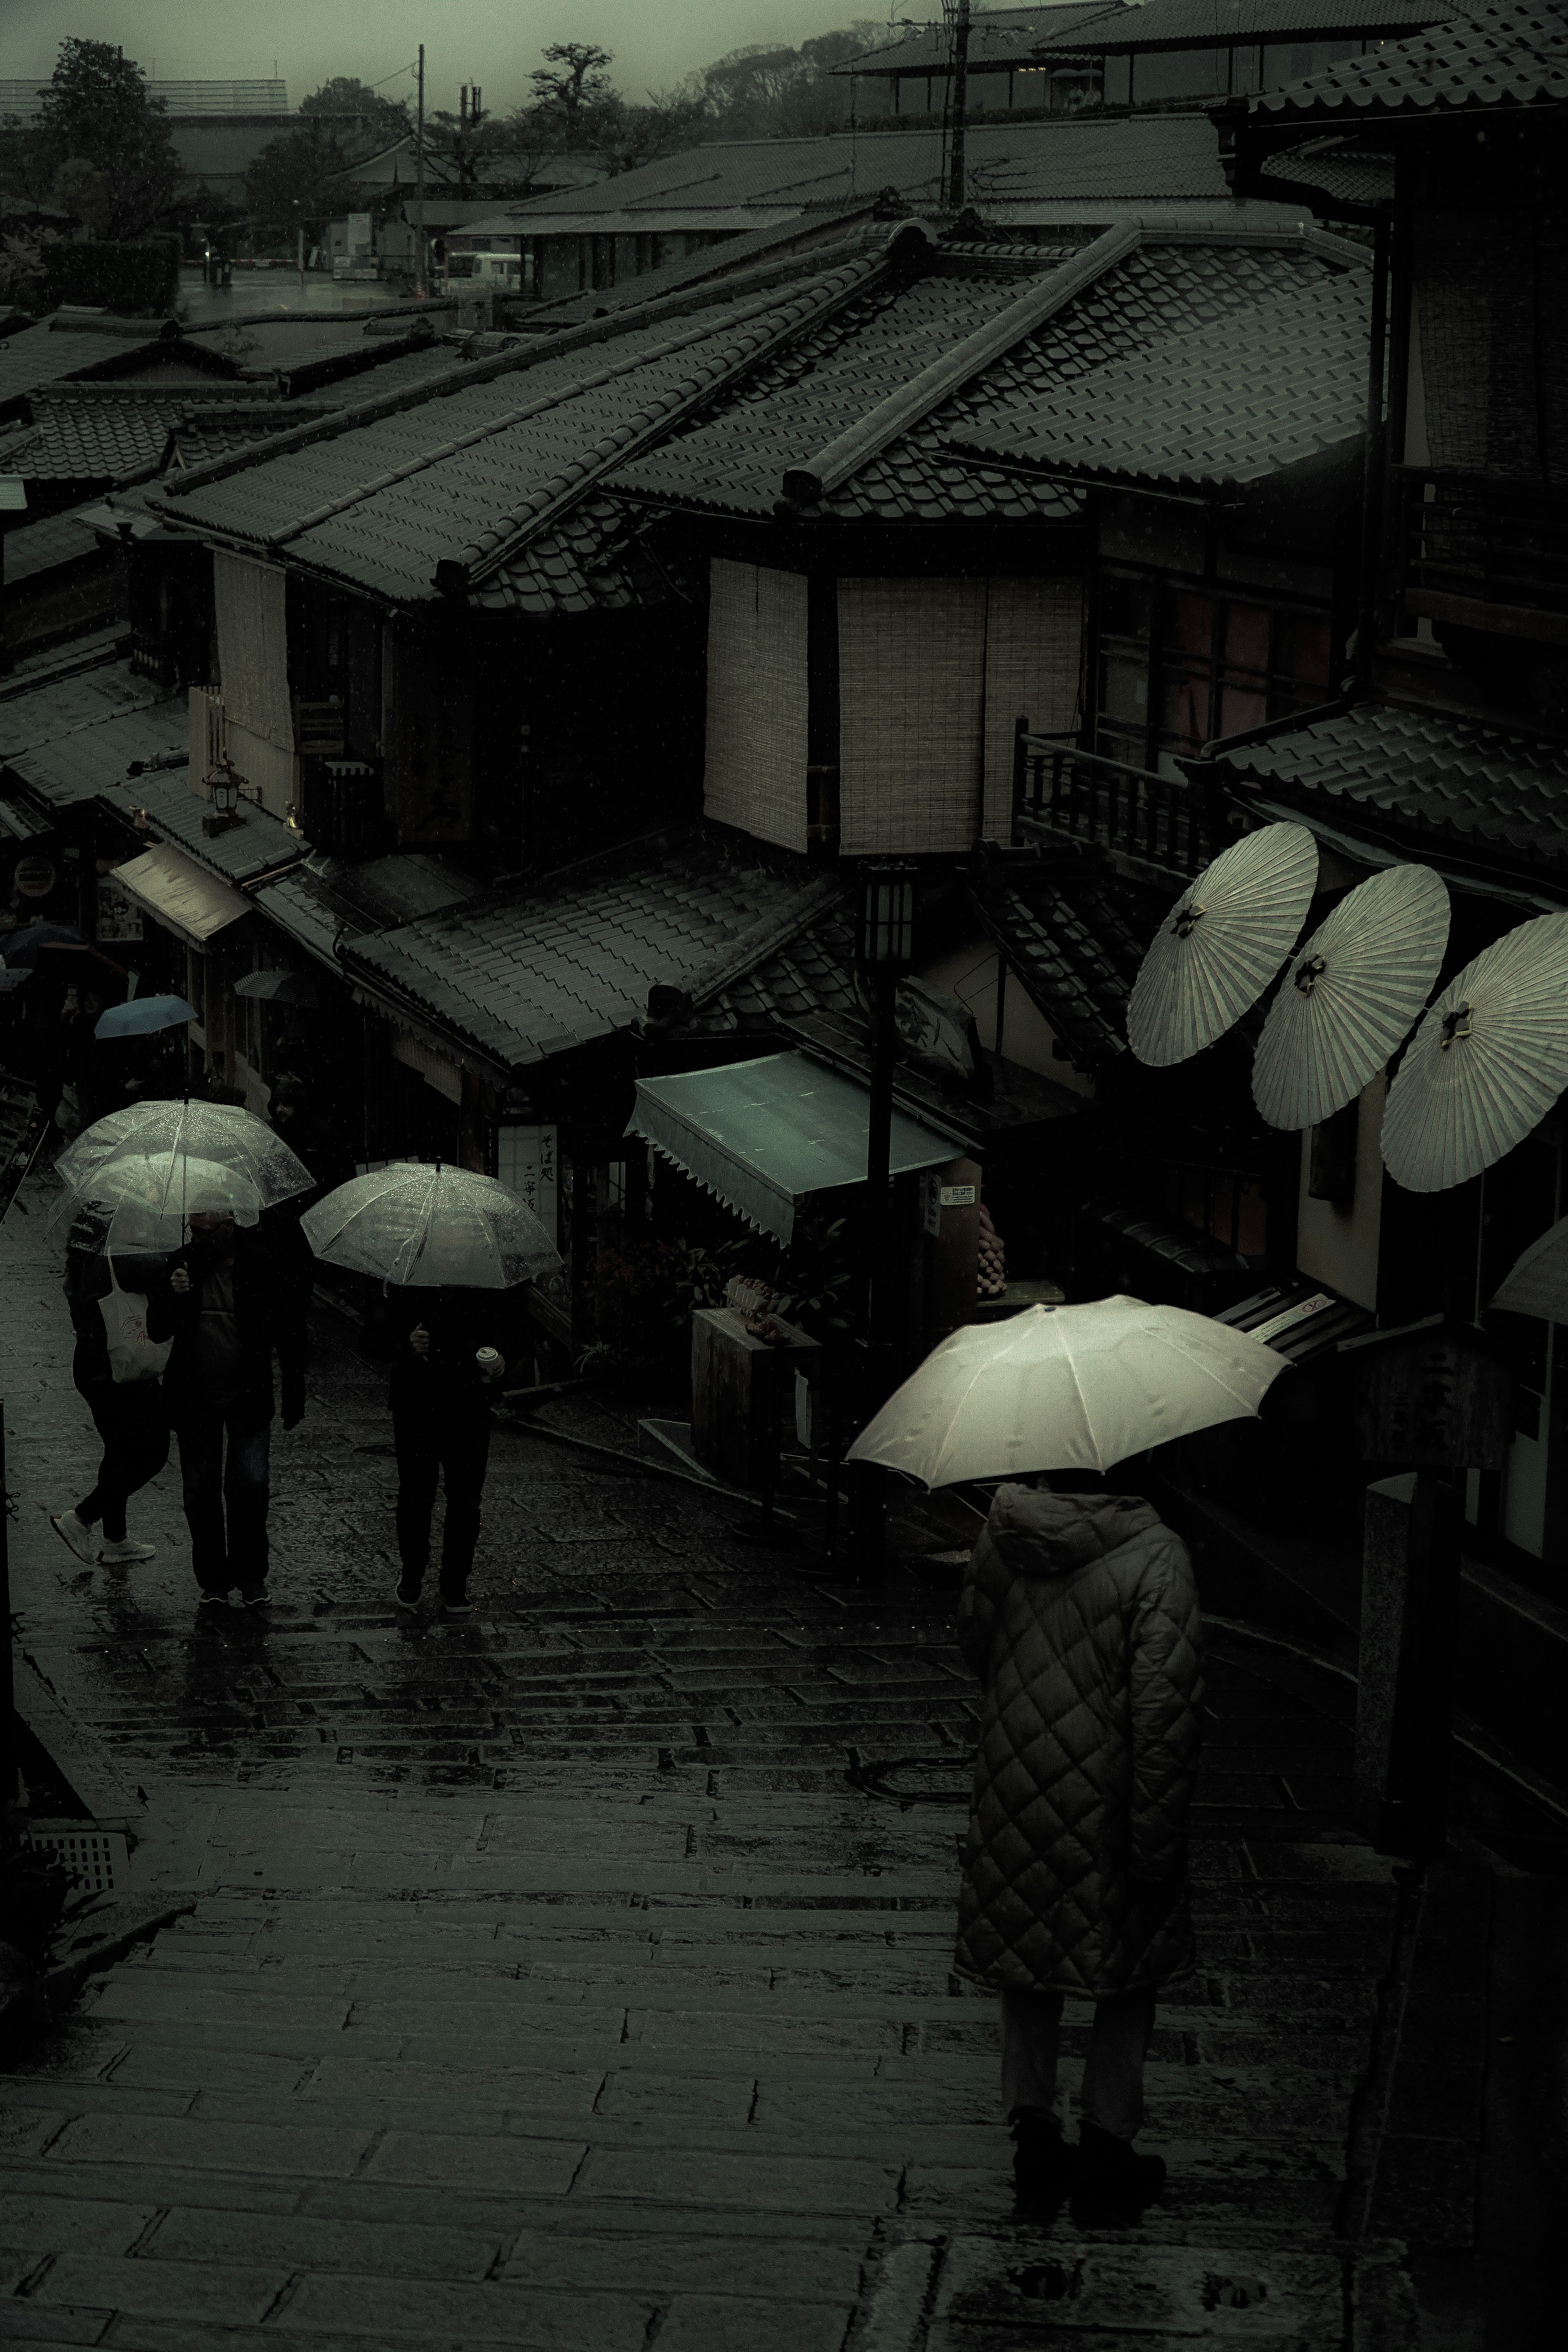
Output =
[{"x1": 6, "y1": 1, "x2": 911, "y2": 114}]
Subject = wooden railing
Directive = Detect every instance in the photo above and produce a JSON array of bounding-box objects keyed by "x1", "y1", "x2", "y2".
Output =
[
  {"x1": 1396, "y1": 470, "x2": 1568, "y2": 648},
  {"x1": 1011, "y1": 727, "x2": 1214, "y2": 882}
]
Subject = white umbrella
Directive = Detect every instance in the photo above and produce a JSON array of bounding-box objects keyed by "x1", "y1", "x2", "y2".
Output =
[
  {"x1": 846, "y1": 1295, "x2": 1287, "y2": 1488},
  {"x1": 1490, "y1": 1216, "x2": 1568, "y2": 1322},
  {"x1": 1252, "y1": 863, "x2": 1450, "y2": 1131},
  {"x1": 301, "y1": 1162, "x2": 561, "y2": 1290},
  {"x1": 1381, "y1": 912, "x2": 1568, "y2": 1193},
  {"x1": 53, "y1": 1101, "x2": 313, "y2": 1250},
  {"x1": 1127, "y1": 822, "x2": 1319, "y2": 1067}
]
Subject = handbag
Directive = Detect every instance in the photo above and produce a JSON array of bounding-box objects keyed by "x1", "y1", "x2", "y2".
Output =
[{"x1": 99, "y1": 1273, "x2": 174, "y2": 1385}]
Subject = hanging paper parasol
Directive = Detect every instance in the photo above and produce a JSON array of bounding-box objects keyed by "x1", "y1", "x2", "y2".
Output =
[
  {"x1": 1252, "y1": 864, "x2": 1450, "y2": 1131},
  {"x1": 1490, "y1": 1215, "x2": 1568, "y2": 1322},
  {"x1": 1126, "y1": 822, "x2": 1319, "y2": 1067},
  {"x1": 1381, "y1": 912, "x2": 1568, "y2": 1193}
]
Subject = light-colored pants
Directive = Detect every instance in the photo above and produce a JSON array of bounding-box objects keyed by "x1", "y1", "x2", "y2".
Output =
[{"x1": 1000, "y1": 1985, "x2": 1157, "y2": 2141}]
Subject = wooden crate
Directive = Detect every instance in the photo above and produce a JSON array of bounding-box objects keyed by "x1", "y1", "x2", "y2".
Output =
[{"x1": 690, "y1": 1307, "x2": 820, "y2": 1492}]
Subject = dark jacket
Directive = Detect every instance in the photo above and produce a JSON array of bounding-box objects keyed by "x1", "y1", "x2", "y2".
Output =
[
  {"x1": 386, "y1": 1286, "x2": 507, "y2": 1420},
  {"x1": 147, "y1": 1227, "x2": 307, "y2": 1424},
  {"x1": 954, "y1": 1485, "x2": 1204, "y2": 1999}
]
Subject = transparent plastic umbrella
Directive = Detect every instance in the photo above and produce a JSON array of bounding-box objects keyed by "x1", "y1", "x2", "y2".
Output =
[
  {"x1": 301, "y1": 1163, "x2": 562, "y2": 1290},
  {"x1": 846, "y1": 1296, "x2": 1288, "y2": 1487},
  {"x1": 52, "y1": 1101, "x2": 313, "y2": 1250}
]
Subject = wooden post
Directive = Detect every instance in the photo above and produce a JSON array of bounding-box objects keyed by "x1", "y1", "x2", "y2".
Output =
[{"x1": 1356, "y1": 1471, "x2": 1461, "y2": 1858}]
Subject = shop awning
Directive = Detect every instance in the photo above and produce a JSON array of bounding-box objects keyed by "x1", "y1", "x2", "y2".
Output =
[
  {"x1": 112, "y1": 841, "x2": 249, "y2": 951},
  {"x1": 627, "y1": 1050, "x2": 957, "y2": 1245}
]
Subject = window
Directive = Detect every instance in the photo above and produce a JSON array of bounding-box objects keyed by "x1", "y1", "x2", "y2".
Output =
[{"x1": 1095, "y1": 562, "x2": 1336, "y2": 771}]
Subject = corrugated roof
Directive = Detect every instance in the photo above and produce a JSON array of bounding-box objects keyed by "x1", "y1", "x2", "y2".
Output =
[
  {"x1": 841, "y1": 4, "x2": 1129, "y2": 76},
  {"x1": 1248, "y1": 0, "x2": 1568, "y2": 117},
  {"x1": 345, "y1": 842, "x2": 843, "y2": 1072},
  {"x1": 951, "y1": 263, "x2": 1368, "y2": 488},
  {"x1": 0, "y1": 500, "x2": 102, "y2": 588},
  {"x1": 505, "y1": 115, "x2": 1228, "y2": 225},
  {"x1": 1038, "y1": 0, "x2": 1460, "y2": 51},
  {"x1": 1197, "y1": 699, "x2": 1568, "y2": 882},
  {"x1": 613, "y1": 233, "x2": 1356, "y2": 523},
  {"x1": 146, "y1": 261, "x2": 882, "y2": 600}
]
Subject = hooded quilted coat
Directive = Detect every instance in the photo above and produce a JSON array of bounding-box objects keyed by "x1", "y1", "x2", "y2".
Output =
[{"x1": 954, "y1": 1485, "x2": 1203, "y2": 1998}]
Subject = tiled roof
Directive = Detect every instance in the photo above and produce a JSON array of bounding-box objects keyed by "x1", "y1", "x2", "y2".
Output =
[
  {"x1": 0, "y1": 322, "x2": 165, "y2": 415},
  {"x1": 685, "y1": 897, "x2": 861, "y2": 1038},
  {"x1": 1260, "y1": 143, "x2": 1396, "y2": 207},
  {"x1": 612, "y1": 233, "x2": 1358, "y2": 524},
  {"x1": 0, "y1": 656, "x2": 167, "y2": 756},
  {"x1": 169, "y1": 404, "x2": 325, "y2": 465},
  {"x1": 253, "y1": 852, "x2": 480, "y2": 967},
  {"x1": 1039, "y1": 0, "x2": 1459, "y2": 49},
  {"x1": 481, "y1": 493, "x2": 699, "y2": 617},
  {"x1": 1, "y1": 393, "x2": 191, "y2": 486},
  {"x1": 505, "y1": 116, "x2": 1229, "y2": 227},
  {"x1": 100, "y1": 771, "x2": 307, "y2": 888},
  {"x1": 1197, "y1": 699, "x2": 1568, "y2": 884},
  {"x1": 145, "y1": 263, "x2": 883, "y2": 601},
  {"x1": 2, "y1": 696, "x2": 188, "y2": 811},
  {"x1": 345, "y1": 841, "x2": 844, "y2": 1072},
  {"x1": 970, "y1": 861, "x2": 1151, "y2": 1066},
  {"x1": 841, "y1": 5, "x2": 1129, "y2": 75},
  {"x1": 0, "y1": 499, "x2": 102, "y2": 588},
  {"x1": 1248, "y1": 0, "x2": 1568, "y2": 118},
  {"x1": 951, "y1": 263, "x2": 1368, "y2": 489}
]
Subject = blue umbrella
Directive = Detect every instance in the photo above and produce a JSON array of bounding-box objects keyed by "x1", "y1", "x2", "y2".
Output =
[
  {"x1": 2, "y1": 921, "x2": 86, "y2": 967},
  {"x1": 94, "y1": 995, "x2": 199, "y2": 1040},
  {"x1": 233, "y1": 969, "x2": 318, "y2": 1006}
]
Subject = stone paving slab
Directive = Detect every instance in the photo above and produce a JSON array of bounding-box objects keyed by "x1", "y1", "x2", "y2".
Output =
[{"x1": 0, "y1": 1165, "x2": 1406, "y2": 2346}]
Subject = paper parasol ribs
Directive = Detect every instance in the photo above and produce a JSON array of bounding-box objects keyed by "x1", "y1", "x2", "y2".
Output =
[
  {"x1": 1251, "y1": 864, "x2": 1450, "y2": 1131},
  {"x1": 1126, "y1": 822, "x2": 1319, "y2": 1067},
  {"x1": 1381, "y1": 912, "x2": 1568, "y2": 1194}
]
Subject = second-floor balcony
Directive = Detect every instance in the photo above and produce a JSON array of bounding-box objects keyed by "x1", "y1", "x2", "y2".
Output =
[
  {"x1": 1012, "y1": 729, "x2": 1216, "y2": 886},
  {"x1": 1395, "y1": 470, "x2": 1568, "y2": 650}
]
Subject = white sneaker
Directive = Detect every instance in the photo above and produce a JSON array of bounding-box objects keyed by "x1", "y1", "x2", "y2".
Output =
[
  {"x1": 50, "y1": 1510, "x2": 98, "y2": 1564},
  {"x1": 98, "y1": 1537, "x2": 156, "y2": 1564}
]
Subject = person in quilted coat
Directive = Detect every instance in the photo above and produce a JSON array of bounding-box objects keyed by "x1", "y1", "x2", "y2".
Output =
[{"x1": 954, "y1": 1482, "x2": 1203, "y2": 2208}]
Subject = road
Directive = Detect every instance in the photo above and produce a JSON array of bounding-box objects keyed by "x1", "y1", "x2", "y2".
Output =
[{"x1": 0, "y1": 1160, "x2": 1414, "y2": 2350}]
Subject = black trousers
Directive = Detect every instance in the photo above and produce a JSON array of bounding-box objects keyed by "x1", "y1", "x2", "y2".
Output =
[
  {"x1": 173, "y1": 1406, "x2": 272, "y2": 1593},
  {"x1": 76, "y1": 1381, "x2": 169, "y2": 1544},
  {"x1": 394, "y1": 1409, "x2": 490, "y2": 1589}
]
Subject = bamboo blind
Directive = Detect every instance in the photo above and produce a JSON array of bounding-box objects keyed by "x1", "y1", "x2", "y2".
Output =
[
  {"x1": 980, "y1": 577, "x2": 1083, "y2": 837},
  {"x1": 703, "y1": 559, "x2": 810, "y2": 853},
  {"x1": 212, "y1": 551, "x2": 294, "y2": 753},
  {"x1": 838, "y1": 577, "x2": 988, "y2": 857},
  {"x1": 223, "y1": 718, "x2": 298, "y2": 822}
]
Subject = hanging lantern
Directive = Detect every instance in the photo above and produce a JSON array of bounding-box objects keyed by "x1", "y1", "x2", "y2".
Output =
[{"x1": 858, "y1": 862, "x2": 917, "y2": 973}]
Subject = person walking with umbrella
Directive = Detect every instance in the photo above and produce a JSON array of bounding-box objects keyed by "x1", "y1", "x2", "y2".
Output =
[
  {"x1": 847, "y1": 1297, "x2": 1287, "y2": 2214},
  {"x1": 147, "y1": 1204, "x2": 307, "y2": 1608},
  {"x1": 300, "y1": 1164, "x2": 561, "y2": 1618},
  {"x1": 50, "y1": 1213, "x2": 170, "y2": 1568}
]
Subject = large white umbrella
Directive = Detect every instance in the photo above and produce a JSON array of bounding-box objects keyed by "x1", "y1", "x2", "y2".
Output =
[
  {"x1": 1381, "y1": 912, "x2": 1568, "y2": 1193},
  {"x1": 1127, "y1": 822, "x2": 1319, "y2": 1067},
  {"x1": 301, "y1": 1162, "x2": 561, "y2": 1289},
  {"x1": 846, "y1": 1296, "x2": 1287, "y2": 1488},
  {"x1": 1251, "y1": 863, "x2": 1450, "y2": 1132}
]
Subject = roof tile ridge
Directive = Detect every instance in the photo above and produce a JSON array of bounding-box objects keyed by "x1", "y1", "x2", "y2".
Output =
[
  {"x1": 143, "y1": 254, "x2": 879, "y2": 531},
  {"x1": 779, "y1": 222, "x2": 1144, "y2": 509},
  {"x1": 461, "y1": 253, "x2": 890, "y2": 586},
  {"x1": 684, "y1": 872, "x2": 851, "y2": 1014}
]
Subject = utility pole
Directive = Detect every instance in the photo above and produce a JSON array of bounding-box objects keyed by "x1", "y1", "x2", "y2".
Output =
[
  {"x1": 947, "y1": 0, "x2": 971, "y2": 210},
  {"x1": 415, "y1": 44, "x2": 427, "y2": 301}
]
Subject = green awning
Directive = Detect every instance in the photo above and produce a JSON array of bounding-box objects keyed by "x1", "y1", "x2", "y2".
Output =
[{"x1": 627, "y1": 1050, "x2": 957, "y2": 1245}]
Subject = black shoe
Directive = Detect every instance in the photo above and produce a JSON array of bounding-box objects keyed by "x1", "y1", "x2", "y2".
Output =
[
  {"x1": 1076, "y1": 2121, "x2": 1166, "y2": 2206},
  {"x1": 395, "y1": 1571, "x2": 424, "y2": 1610},
  {"x1": 439, "y1": 1587, "x2": 473, "y2": 1617},
  {"x1": 1011, "y1": 2107, "x2": 1071, "y2": 2208},
  {"x1": 197, "y1": 1591, "x2": 230, "y2": 1613},
  {"x1": 237, "y1": 1585, "x2": 270, "y2": 1609}
]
